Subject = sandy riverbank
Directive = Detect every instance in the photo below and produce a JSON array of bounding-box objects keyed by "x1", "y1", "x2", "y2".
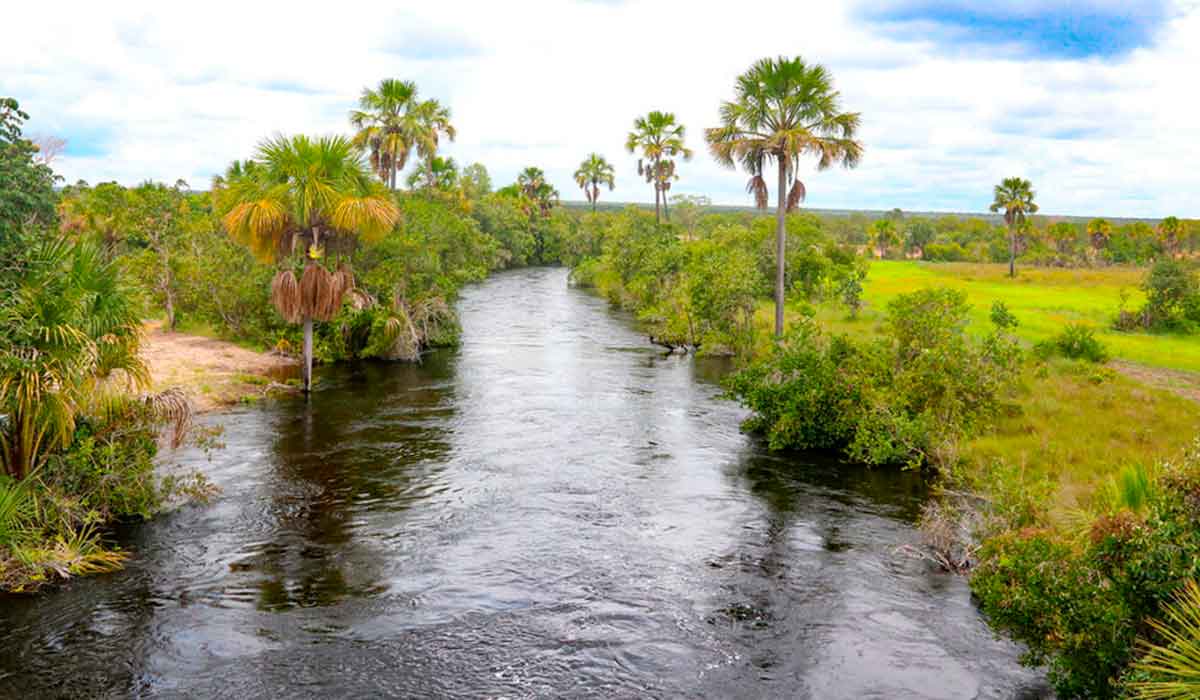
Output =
[{"x1": 141, "y1": 321, "x2": 298, "y2": 412}]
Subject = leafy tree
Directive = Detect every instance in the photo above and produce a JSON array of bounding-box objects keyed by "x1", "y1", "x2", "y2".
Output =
[
  {"x1": 626, "y1": 111, "x2": 692, "y2": 224},
  {"x1": 1047, "y1": 221, "x2": 1079, "y2": 257},
  {"x1": 123, "y1": 181, "x2": 194, "y2": 330},
  {"x1": 573, "y1": 153, "x2": 615, "y2": 213},
  {"x1": 460, "y1": 162, "x2": 492, "y2": 201},
  {"x1": 990, "y1": 177, "x2": 1038, "y2": 278},
  {"x1": 870, "y1": 219, "x2": 901, "y2": 259},
  {"x1": 215, "y1": 134, "x2": 400, "y2": 392},
  {"x1": 706, "y1": 56, "x2": 863, "y2": 337},
  {"x1": 0, "y1": 237, "x2": 147, "y2": 480},
  {"x1": 670, "y1": 194, "x2": 711, "y2": 242},
  {"x1": 0, "y1": 98, "x2": 58, "y2": 247},
  {"x1": 905, "y1": 219, "x2": 935, "y2": 259},
  {"x1": 349, "y1": 79, "x2": 455, "y2": 190}
]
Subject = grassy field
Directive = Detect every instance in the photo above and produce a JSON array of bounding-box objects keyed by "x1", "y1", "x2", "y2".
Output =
[
  {"x1": 750, "y1": 261, "x2": 1200, "y2": 515},
  {"x1": 770, "y1": 261, "x2": 1198, "y2": 373}
]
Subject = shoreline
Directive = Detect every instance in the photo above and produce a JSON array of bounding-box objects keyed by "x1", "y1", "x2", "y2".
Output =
[{"x1": 141, "y1": 321, "x2": 299, "y2": 412}]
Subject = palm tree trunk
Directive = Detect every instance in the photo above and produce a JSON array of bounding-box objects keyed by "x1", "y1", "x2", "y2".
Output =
[
  {"x1": 774, "y1": 160, "x2": 787, "y2": 338},
  {"x1": 663, "y1": 190, "x2": 670, "y2": 222},
  {"x1": 591, "y1": 183, "x2": 597, "y2": 214},
  {"x1": 1009, "y1": 225, "x2": 1016, "y2": 278},
  {"x1": 653, "y1": 158, "x2": 661, "y2": 224},
  {"x1": 302, "y1": 315, "x2": 314, "y2": 393}
]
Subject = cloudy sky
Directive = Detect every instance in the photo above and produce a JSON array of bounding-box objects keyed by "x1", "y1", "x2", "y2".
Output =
[{"x1": 3, "y1": 0, "x2": 1198, "y2": 217}]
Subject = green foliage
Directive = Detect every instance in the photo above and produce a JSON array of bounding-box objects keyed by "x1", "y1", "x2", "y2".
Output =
[
  {"x1": 728, "y1": 288, "x2": 1022, "y2": 467},
  {"x1": 1130, "y1": 579, "x2": 1200, "y2": 700},
  {"x1": 972, "y1": 442, "x2": 1200, "y2": 699},
  {"x1": 0, "y1": 235, "x2": 148, "y2": 479},
  {"x1": 1050, "y1": 323, "x2": 1111, "y2": 363},
  {"x1": 0, "y1": 98, "x2": 58, "y2": 247}
]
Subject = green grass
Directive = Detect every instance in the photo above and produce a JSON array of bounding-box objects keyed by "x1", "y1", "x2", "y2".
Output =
[
  {"x1": 758, "y1": 261, "x2": 1197, "y2": 373},
  {"x1": 746, "y1": 262, "x2": 1200, "y2": 516},
  {"x1": 963, "y1": 360, "x2": 1199, "y2": 517}
]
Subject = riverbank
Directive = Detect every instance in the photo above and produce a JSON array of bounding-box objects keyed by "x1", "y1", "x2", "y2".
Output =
[{"x1": 142, "y1": 321, "x2": 298, "y2": 412}]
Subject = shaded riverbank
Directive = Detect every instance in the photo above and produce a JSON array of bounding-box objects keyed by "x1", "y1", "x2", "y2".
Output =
[{"x1": 0, "y1": 268, "x2": 1047, "y2": 698}]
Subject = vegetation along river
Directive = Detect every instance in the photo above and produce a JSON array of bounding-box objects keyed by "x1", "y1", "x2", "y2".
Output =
[{"x1": 0, "y1": 268, "x2": 1049, "y2": 698}]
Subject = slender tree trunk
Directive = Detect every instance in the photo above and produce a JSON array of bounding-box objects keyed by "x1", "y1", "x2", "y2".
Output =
[
  {"x1": 1009, "y1": 225, "x2": 1016, "y2": 278},
  {"x1": 774, "y1": 160, "x2": 787, "y2": 338},
  {"x1": 653, "y1": 157, "x2": 661, "y2": 224},
  {"x1": 302, "y1": 315, "x2": 314, "y2": 393},
  {"x1": 663, "y1": 189, "x2": 670, "y2": 222},
  {"x1": 591, "y1": 183, "x2": 597, "y2": 214}
]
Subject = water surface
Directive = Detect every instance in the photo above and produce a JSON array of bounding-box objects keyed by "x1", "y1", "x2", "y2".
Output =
[{"x1": 0, "y1": 268, "x2": 1047, "y2": 698}]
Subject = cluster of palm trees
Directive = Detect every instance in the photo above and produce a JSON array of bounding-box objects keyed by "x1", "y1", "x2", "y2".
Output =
[
  {"x1": 349, "y1": 79, "x2": 455, "y2": 191},
  {"x1": 215, "y1": 57, "x2": 870, "y2": 390},
  {"x1": 569, "y1": 57, "x2": 865, "y2": 338}
]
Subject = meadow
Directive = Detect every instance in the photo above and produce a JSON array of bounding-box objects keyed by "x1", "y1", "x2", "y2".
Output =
[{"x1": 816, "y1": 261, "x2": 1199, "y2": 373}]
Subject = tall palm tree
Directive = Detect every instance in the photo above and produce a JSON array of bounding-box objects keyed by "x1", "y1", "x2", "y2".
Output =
[
  {"x1": 574, "y1": 154, "x2": 616, "y2": 213},
  {"x1": 706, "y1": 56, "x2": 862, "y2": 338},
  {"x1": 216, "y1": 134, "x2": 400, "y2": 393},
  {"x1": 349, "y1": 79, "x2": 419, "y2": 190},
  {"x1": 626, "y1": 111, "x2": 692, "y2": 224},
  {"x1": 989, "y1": 177, "x2": 1038, "y2": 278},
  {"x1": 411, "y1": 99, "x2": 455, "y2": 188},
  {"x1": 349, "y1": 79, "x2": 456, "y2": 191},
  {"x1": 870, "y1": 219, "x2": 900, "y2": 259}
]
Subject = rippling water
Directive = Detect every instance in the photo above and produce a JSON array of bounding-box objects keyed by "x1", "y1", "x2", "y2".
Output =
[{"x1": 0, "y1": 268, "x2": 1049, "y2": 698}]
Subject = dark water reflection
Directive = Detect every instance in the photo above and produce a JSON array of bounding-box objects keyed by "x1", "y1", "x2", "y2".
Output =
[{"x1": 0, "y1": 268, "x2": 1048, "y2": 698}]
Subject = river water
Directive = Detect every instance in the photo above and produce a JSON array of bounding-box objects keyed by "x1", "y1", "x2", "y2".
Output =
[{"x1": 0, "y1": 268, "x2": 1048, "y2": 698}]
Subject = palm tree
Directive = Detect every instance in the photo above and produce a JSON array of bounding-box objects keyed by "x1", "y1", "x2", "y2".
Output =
[
  {"x1": 407, "y1": 155, "x2": 459, "y2": 191},
  {"x1": 0, "y1": 237, "x2": 147, "y2": 480},
  {"x1": 1087, "y1": 218, "x2": 1112, "y2": 255},
  {"x1": 216, "y1": 134, "x2": 400, "y2": 393},
  {"x1": 349, "y1": 79, "x2": 455, "y2": 190},
  {"x1": 1159, "y1": 216, "x2": 1183, "y2": 258},
  {"x1": 349, "y1": 79, "x2": 418, "y2": 190},
  {"x1": 706, "y1": 56, "x2": 862, "y2": 338},
  {"x1": 989, "y1": 177, "x2": 1038, "y2": 278},
  {"x1": 626, "y1": 111, "x2": 692, "y2": 224},
  {"x1": 410, "y1": 98, "x2": 455, "y2": 190},
  {"x1": 516, "y1": 167, "x2": 559, "y2": 217},
  {"x1": 574, "y1": 154, "x2": 615, "y2": 213}
]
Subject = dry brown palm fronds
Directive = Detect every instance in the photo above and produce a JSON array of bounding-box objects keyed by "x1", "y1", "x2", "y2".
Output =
[
  {"x1": 270, "y1": 269, "x2": 302, "y2": 323},
  {"x1": 333, "y1": 262, "x2": 356, "y2": 298},
  {"x1": 786, "y1": 180, "x2": 807, "y2": 212},
  {"x1": 142, "y1": 387, "x2": 194, "y2": 449},
  {"x1": 746, "y1": 175, "x2": 768, "y2": 209},
  {"x1": 300, "y1": 263, "x2": 342, "y2": 322}
]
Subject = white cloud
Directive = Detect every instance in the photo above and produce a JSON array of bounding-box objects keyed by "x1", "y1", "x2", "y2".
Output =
[{"x1": 2, "y1": 0, "x2": 1197, "y2": 217}]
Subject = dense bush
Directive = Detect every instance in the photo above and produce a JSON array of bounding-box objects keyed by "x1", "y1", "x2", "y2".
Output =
[
  {"x1": 727, "y1": 290, "x2": 1022, "y2": 467},
  {"x1": 1115, "y1": 260, "x2": 1200, "y2": 334},
  {"x1": 1044, "y1": 323, "x2": 1110, "y2": 363},
  {"x1": 971, "y1": 441, "x2": 1200, "y2": 699}
]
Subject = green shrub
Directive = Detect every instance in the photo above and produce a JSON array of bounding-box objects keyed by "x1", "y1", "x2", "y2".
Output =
[
  {"x1": 1056, "y1": 323, "x2": 1110, "y2": 363},
  {"x1": 972, "y1": 441, "x2": 1200, "y2": 699},
  {"x1": 728, "y1": 288, "x2": 1022, "y2": 467}
]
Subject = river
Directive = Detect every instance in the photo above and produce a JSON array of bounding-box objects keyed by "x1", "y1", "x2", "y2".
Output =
[{"x1": 0, "y1": 267, "x2": 1048, "y2": 698}]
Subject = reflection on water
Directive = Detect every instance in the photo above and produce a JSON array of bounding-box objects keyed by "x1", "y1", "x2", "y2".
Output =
[{"x1": 0, "y1": 268, "x2": 1047, "y2": 698}]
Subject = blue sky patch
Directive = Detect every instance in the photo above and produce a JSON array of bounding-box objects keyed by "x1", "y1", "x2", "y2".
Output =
[{"x1": 860, "y1": 1, "x2": 1172, "y2": 60}]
